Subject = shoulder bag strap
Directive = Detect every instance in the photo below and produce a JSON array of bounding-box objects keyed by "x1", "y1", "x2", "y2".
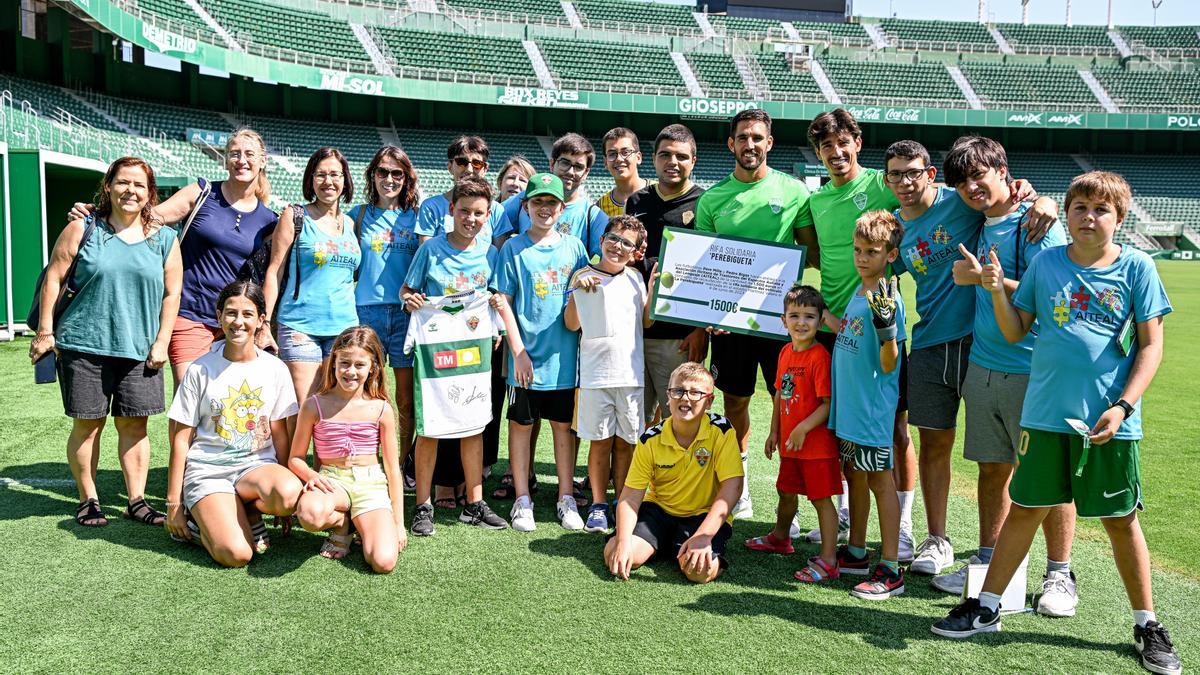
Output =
[
  {"x1": 352, "y1": 205, "x2": 368, "y2": 282},
  {"x1": 179, "y1": 178, "x2": 212, "y2": 242},
  {"x1": 291, "y1": 204, "x2": 305, "y2": 300}
]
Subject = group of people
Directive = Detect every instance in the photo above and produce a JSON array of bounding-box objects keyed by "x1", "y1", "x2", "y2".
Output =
[{"x1": 28, "y1": 108, "x2": 1179, "y2": 675}]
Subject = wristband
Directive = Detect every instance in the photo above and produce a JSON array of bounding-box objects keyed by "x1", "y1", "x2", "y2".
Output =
[
  {"x1": 876, "y1": 323, "x2": 897, "y2": 343},
  {"x1": 1111, "y1": 399, "x2": 1134, "y2": 421}
]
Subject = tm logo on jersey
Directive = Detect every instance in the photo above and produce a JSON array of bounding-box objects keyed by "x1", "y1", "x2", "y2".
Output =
[
  {"x1": 434, "y1": 347, "x2": 482, "y2": 369},
  {"x1": 1051, "y1": 285, "x2": 1123, "y2": 327}
]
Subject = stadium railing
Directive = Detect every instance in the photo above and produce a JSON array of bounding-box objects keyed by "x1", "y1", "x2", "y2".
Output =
[{"x1": 887, "y1": 37, "x2": 1119, "y2": 58}]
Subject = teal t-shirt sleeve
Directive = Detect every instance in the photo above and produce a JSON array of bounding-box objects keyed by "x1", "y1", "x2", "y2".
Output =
[
  {"x1": 574, "y1": 238, "x2": 590, "y2": 270},
  {"x1": 1018, "y1": 221, "x2": 1067, "y2": 277},
  {"x1": 415, "y1": 199, "x2": 441, "y2": 238},
  {"x1": 485, "y1": 247, "x2": 500, "y2": 289},
  {"x1": 499, "y1": 193, "x2": 523, "y2": 236},
  {"x1": 495, "y1": 242, "x2": 518, "y2": 297},
  {"x1": 404, "y1": 244, "x2": 431, "y2": 291},
  {"x1": 488, "y1": 203, "x2": 509, "y2": 241},
  {"x1": 1011, "y1": 252, "x2": 1041, "y2": 314},
  {"x1": 1130, "y1": 253, "x2": 1172, "y2": 322},
  {"x1": 890, "y1": 250, "x2": 908, "y2": 277},
  {"x1": 587, "y1": 207, "x2": 609, "y2": 256}
]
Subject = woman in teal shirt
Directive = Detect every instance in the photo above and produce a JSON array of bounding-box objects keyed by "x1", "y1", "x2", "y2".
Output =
[
  {"x1": 263, "y1": 147, "x2": 361, "y2": 417},
  {"x1": 29, "y1": 157, "x2": 183, "y2": 528}
]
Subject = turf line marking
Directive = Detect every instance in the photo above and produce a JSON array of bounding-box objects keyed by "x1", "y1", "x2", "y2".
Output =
[{"x1": 0, "y1": 477, "x2": 78, "y2": 488}]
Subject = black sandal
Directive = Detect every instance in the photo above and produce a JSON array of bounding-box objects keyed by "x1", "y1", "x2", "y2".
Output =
[
  {"x1": 74, "y1": 498, "x2": 108, "y2": 527},
  {"x1": 125, "y1": 498, "x2": 166, "y2": 526}
]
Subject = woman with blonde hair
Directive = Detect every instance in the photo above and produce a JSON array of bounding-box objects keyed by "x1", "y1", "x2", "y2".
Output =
[{"x1": 496, "y1": 155, "x2": 535, "y2": 203}]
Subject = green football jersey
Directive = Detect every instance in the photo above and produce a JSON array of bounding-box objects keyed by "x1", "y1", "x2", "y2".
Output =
[{"x1": 694, "y1": 168, "x2": 811, "y2": 245}]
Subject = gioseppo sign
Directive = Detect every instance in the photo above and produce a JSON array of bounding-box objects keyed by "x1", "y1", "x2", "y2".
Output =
[
  {"x1": 1005, "y1": 112, "x2": 1085, "y2": 127},
  {"x1": 678, "y1": 98, "x2": 759, "y2": 116},
  {"x1": 845, "y1": 106, "x2": 923, "y2": 123},
  {"x1": 319, "y1": 71, "x2": 386, "y2": 96},
  {"x1": 496, "y1": 87, "x2": 587, "y2": 109}
]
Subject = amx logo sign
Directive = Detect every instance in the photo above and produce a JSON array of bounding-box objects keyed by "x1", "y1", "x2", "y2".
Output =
[
  {"x1": 1007, "y1": 112, "x2": 1044, "y2": 126},
  {"x1": 319, "y1": 71, "x2": 386, "y2": 96},
  {"x1": 1006, "y1": 112, "x2": 1084, "y2": 127},
  {"x1": 1047, "y1": 113, "x2": 1084, "y2": 126}
]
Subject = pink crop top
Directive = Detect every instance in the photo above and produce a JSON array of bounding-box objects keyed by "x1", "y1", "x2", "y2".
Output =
[{"x1": 312, "y1": 396, "x2": 384, "y2": 460}]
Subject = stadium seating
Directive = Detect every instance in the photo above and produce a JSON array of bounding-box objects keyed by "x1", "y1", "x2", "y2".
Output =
[
  {"x1": 442, "y1": 0, "x2": 564, "y2": 19},
  {"x1": 959, "y1": 63, "x2": 1099, "y2": 107},
  {"x1": 822, "y1": 58, "x2": 965, "y2": 104},
  {"x1": 880, "y1": 18, "x2": 994, "y2": 46},
  {"x1": 708, "y1": 15, "x2": 779, "y2": 34},
  {"x1": 573, "y1": 0, "x2": 694, "y2": 28},
  {"x1": 790, "y1": 21, "x2": 873, "y2": 42},
  {"x1": 197, "y1": 0, "x2": 368, "y2": 64},
  {"x1": 685, "y1": 52, "x2": 747, "y2": 96},
  {"x1": 755, "y1": 52, "x2": 824, "y2": 99},
  {"x1": 132, "y1": 0, "x2": 219, "y2": 42},
  {"x1": 538, "y1": 38, "x2": 683, "y2": 88},
  {"x1": 375, "y1": 27, "x2": 536, "y2": 78},
  {"x1": 1006, "y1": 152, "x2": 1085, "y2": 194},
  {"x1": 1119, "y1": 25, "x2": 1200, "y2": 50},
  {"x1": 997, "y1": 23, "x2": 1113, "y2": 50},
  {"x1": 1092, "y1": 67, "x2": 1200, "y2": 110}
]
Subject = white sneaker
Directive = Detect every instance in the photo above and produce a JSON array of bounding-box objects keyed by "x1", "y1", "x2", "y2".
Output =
[
  {"x1": 510, "y1": 496, "x2": 536, "y2": 532},
  {"x1": 804, "y1": 516, "x2": 850, "y2": 544},
  {"x1": 931, "y1": 555, "x2": 983, "y2": 595},
  {"x1": 557, "y1": 495, "x2": 584, "y2": 530},
  {"x1": 789, "y1": 514, "x2": 802, "y2": 540},
  {"x1": 732, "y1": 495, "x2": 754, "y2": 520},
  {"x1": 910, "y1": 535, "x2": 954, "y2": 575},
  {"x1": 898, "y1": 528, "x2": 916, "y2": 564},
  {"x1": 1036, "y1": 570, "x2": 1079, "y2": 617}
]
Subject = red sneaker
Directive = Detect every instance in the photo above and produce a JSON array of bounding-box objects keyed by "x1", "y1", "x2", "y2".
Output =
[
  {"x1": 744, "y1": 532, "x2": 794, "y2": 554},
  {"x1": 850, "y1": 563, "x2": 906, "y2": 600},
  {"x1": 836, "y1": 544, "x2": 872, "y2": 576}
]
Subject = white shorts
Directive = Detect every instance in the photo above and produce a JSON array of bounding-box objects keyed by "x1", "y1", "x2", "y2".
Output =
[{"x1": 575, "y1": 386, "x2": 644, "y2": 444}]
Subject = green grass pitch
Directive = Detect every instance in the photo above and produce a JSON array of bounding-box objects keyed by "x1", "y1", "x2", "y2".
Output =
[{"x1": 1, "y1": 262, "x2": 1197, "y2": 672}]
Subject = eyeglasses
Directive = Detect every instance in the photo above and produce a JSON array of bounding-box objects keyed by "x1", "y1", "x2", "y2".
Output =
[
  {"x1": 453, "y1": 157, "x2": 487, "y2": 170},
  {"x1": 884, "y1": 167, "x2": 930, "y2": 184},
  {"x1": 602, "y1": 232, "x2": 637, "y2": 252},
  {"x1": 314, "y1": 172, "x2": 344, "y2": 182},
  {"x1": 605, "y1": 148, "x2": 639, "y2": 162},
  {"x1": 666, "y1": 388, "x2": 713, "y2": 401},
  {"x1": 375, "y1": 167, "x2": 407, "y2": 181},
  {"x1": 227, "y1": 151, "x2": 260, "y2": 161},
  {"x1": 554, "y1": 157, "x2": 589, "y2": 174}
]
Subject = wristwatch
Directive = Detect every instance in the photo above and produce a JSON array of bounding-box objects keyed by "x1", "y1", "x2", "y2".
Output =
[{"x1": 1111, "y1": 399, "x2": 1135, "y2": 420}]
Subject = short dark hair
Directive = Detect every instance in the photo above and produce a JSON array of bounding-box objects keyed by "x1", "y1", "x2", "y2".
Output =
[
  {"x1": 654, "y1": 123, "x2": 697, "y2": 156},
  {"x1": 447, "y1": 135, "x2": 490, "y2": 163},
  {"x1": 943, "y1": 136, "x2": 1008, "y2": 187},
  {"x1": 783, "y1": 284, "x2": 825, "y2": 315},
  {"x1": 605, "y1": 214, "x2": 647, "y2": 248},
  {"x1": 302, "y1": 147, "x2": 353, "y2": 204},
  {"x1": 884, "y1": 140, "x2": 931, "y2": 169},
  {"x1": 729, "y1": 108, "x2": 772, "y2": 139},
  {"x1": 450, "y1": 175, "x2": 493, "y2": 204},
  {"x1": 602, "y1": 127, "x2": 640, "y2": 155},
  {"x1": 216, "y1": 279, "x2": 267, "y2": 317},
  {"x1": 365, "y1": 145, "x2": 420, "y2": 211},
  {"x1": 552, "y1": 133, "x2": 595, "y2": 167},
  {"x1": 807, "y1": 108, "x2": 861, "y2": 151}
]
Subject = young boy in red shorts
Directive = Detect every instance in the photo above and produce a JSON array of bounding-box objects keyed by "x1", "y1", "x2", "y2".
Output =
[{"x1": 744, "y1": 285, "x2": 842, "y2": 583}]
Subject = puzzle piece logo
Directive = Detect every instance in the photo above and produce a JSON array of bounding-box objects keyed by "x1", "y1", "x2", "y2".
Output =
[
  {"x1": 931, "y1": 225, "x2": 952, "y2": 245},
  {"x1": 370, "y1": 233, "x2": 387, "y2": 253},
  {"x1": 848, "y1": 317, "x2": 864, "y2": 337},
  {"x1": 905, "y1": 246, "x2": 928, "y2": 275},
  {"x1": 1051, "y1": 291, "x2": 1070, "y2": 327},
  {"x1": 313, "y1": 242, "x2": 331, "y2": 267},
  {"x1": 1070, "y1": 285, "x2": 1091, "y2": 311},
  {"x1": 472, "y1": 272, "x2": 489, "y2": 288},
  {"x1": 916, "y1": 238, "x2": 931, "y2": 257},
  {"x1": 1096, "y1": 287, "x2": 1123, "y2": 314},
  {"x1": 534, "y1": 277, "x2": 549, "y2": 299}
]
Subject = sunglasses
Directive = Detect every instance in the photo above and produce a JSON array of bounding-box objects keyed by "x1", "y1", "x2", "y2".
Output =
[
  {"x1": 375, "y1": 167, "x2": 407, "y2": 181},
  {"x1": 453, "y1": 157, "x2": 487, "y2": 170}
]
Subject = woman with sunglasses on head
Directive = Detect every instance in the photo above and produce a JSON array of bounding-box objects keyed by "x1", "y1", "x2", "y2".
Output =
[{"x1": 352, "y1": 147, "x2": 421, "y2": 486}]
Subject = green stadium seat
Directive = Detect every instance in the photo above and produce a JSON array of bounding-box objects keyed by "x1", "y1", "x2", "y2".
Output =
[
  {"x1": 538, "y1": 38, "x2": 683, "y2": 89},
  {"x1": 375, "y1": 27, "x2": 536, "y2": 79},
  {"x1": 822, "y1": 58, "x2": 965, "y2": 104},
  {"x1": 959, "y1": 62, "x2": 1099, "y2": 107},
  {"x1": 442, "y1": 0, "x2": 564, "y2": 19},
  {"x1": 1093, "y1": 67, "x2": 1200, "y2": 110},
  {"x1": 756, "y1": 52, "x2": 823, "y2": 99},
  {"x1": 997, "y1": 23, "x2": 1113, "y2": 51},
  {"x1": 131, "y1": 0, "x2": 220, "y2": 43},
  {"x1": 573, "y1": 0, "x2": 694, "y2": 28},
  {"x1": 1119, "y1": 25, "x2": 1200, "y2": 51},
  {"x1": 685, "y1": 53, "x2": 747, "y2": 96},
  {"x1": 881, "y1": 18, "x2": 995, "y2": 47},
  {"x1": 790, "y1": 20, "x2": 873, "y2": 42},
  {"x1": 197, "y1": 0, "x2": 369, "y2": 65}
]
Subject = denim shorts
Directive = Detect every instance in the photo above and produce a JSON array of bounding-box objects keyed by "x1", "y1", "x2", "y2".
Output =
[
  {"x1": 276, "y1": 323, "x2": 339, "y2": 363},
  {"x1": 356, "y1": 303, "x2": 413, "y2": 368},
  {"x1": 58, "y1": 348, "x2": 165, "y2": 419}
]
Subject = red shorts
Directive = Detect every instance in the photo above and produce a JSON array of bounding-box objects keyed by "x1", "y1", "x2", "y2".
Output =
[
  {"x1": 777, "y1": 457, "x2": 841, "y2": 500},
  {"x1": 168, "y1": 316, "x2": 223, "y2": 365}
]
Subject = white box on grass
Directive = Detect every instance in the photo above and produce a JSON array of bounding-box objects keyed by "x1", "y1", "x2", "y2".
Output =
[{"x1": 965, "y1": 555, "x2": 1029, "y2": 614}]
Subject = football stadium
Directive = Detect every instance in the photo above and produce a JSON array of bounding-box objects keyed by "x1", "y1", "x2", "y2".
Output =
[{"x1": 1, "y1": 0, "x2": 1199, "y2": 671}]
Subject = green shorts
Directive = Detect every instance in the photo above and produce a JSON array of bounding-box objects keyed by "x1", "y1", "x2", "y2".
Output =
[{"x1": 1010, "y1": 428, "x2": 1142, "y2": 519}]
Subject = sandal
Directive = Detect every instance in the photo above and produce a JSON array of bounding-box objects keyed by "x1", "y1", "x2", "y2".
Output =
[
  {"x1": 74, "y1": 498, "x2": 108, "y2": 527},
  {"x1": 125, "y1": 498, "x2": 166, "y2": 526},
  {"x1": 795, "y1": 556, "x2": 841, "y2": 583},
  {"x1": 433, "y1": 494, "x2": 458, "y2": 509},
  {"x1": 319, "y1": 532, "x2": 352, "y2": 560},
  {"x1": 745, "y1": 532, "x2": 795, "y2": 554},
  {"x1": 492, "y1": 474, "x2": 538, "y2": 500}
]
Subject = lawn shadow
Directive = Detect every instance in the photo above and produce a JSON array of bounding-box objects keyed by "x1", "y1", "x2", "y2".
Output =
[{"x1": 683, "y1": 590, "x2": 1123, "y2": 654}]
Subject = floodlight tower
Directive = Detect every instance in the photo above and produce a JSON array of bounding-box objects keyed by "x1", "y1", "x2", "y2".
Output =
[
  {"x1": 1022, "y1": 0, "x2": 1030, "y2": 25},
  {"x1": 1065, "y1": 0, "x2": 1072, "y2": 27},
  {"x1": 978, "y1": 0, "x2": 986, "y2": 23}
]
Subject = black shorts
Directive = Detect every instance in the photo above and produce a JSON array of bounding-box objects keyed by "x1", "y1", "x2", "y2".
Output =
[
  {"x1": 506, "y1": 387, "x2": 575, "y2": 425},
  {"x1": 817, "y1": 331, "x2": 908, "y2": 414},
  {"x1": 907, "y1": 335, "x2": 971, "y2": 430},
  {"x1": 709, "y1": 332, "x2": 788, "y2": 398},
  {"x1": 627, "y1": 501, "x2": 732, "y2": 568},
  {"x1": 57, "y1": 348, "x2": 165, "y2": 419}
]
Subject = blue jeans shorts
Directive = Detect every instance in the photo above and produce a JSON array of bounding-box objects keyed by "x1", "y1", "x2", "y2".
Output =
[
  {"x1": 276, "y1": 323, "x2": 339, "y2": 363},
  {"x1": 356, "y1": 303, "x2": 413, "y2": 368}
]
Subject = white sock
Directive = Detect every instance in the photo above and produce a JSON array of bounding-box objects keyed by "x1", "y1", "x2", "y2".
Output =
[
  {"x1": 897, "y1": 490, "x2": 914, "y2": 533},
  {"x1": 837, "y1": 480, "x2": 849, "y2": 518},
  {"x1": 740, "y1": 454, "x2": 751, "y2": 501},
  {"x1": 1134, "y1": 610, "x2": 1158, "y2": 627},
  {"x1": 979, "y1": 591, "x2": 1002, "y2": 613}
]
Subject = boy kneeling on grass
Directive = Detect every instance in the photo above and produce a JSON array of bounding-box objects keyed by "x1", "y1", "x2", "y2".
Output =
[
  {"x1": 931, "y1": 172, "x2": 1180, "y2": 675},
  {"x1": 604, "y1": 362, "x2": 743, "y2": 583}
]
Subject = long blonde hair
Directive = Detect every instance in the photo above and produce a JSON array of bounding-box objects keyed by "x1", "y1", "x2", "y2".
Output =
[{"x1": 225, "y1": 127, "x2": 271, "y2": 204}]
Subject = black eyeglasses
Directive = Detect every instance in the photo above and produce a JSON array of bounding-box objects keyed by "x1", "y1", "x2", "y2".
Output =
[
  {"x1": 375, "y1": 167, "x2": 406, "y2": 181},
  {"x1": 453, "y1": 157, "x2": 487, "y2": 170},
  {"x1": 602, "y1": 232, "x2": 637, "y2": 252},
  {"x1": 667, "y1": 388, "x2": 713, "y2": 401},
  {"x1": 884, "y1": 167, "x2": 930, "y2": 184},
  {"x1": 605, "y1": 148, "x2": 639, "y2": 161}
]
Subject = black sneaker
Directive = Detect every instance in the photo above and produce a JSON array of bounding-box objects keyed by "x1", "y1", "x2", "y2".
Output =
[
  {"x1": 411, "y1": 503, "x2": 435, "y2": 537},
  {"x1": 1135, "y1": 621, "x2": 1182, "y2": 675},
  {"x1": 459, "y1": 500, "x2": 509, "y2": 530},
  {"x1": 931, "y1": 597, "x2": 1002, "y2": 638}
]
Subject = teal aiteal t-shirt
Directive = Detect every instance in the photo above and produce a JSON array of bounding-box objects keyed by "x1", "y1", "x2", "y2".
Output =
[
  {"x1": 354, "y1": 204, "x2": 419, "y2": 307},
  {"x1": 891, "y1": 186, "x2": 983, "y2": 350},
  {"x1": 970, "y1": 205, "x2": 1067, "y2": 374},
  {"x1": 497, "y1": 191, "x2": 609, "y2": 257},
  {"x1": 57, "y1": 220, "x2": 177, "y2": 361},
  {"x1": 828, "y1": 286, "x2": 907, "y2": 448},
  {"x1": 1012, "y1": 246, "x2": 1171, "y2": 440},
  {"x1": 278, "y1": 211, "x2": 361, "y2": 336},
  {"x1": 694, "y1": 167, "x2": 811, "y2": 246},
  {"x1": 801, "y1": 168, "x2": 899, "y2": 319},
  {"x1": 403, "y1": 233, "x2": 497, "y2": 299},
  {"x1": 415, "y1": 193, "x2": 506, "y2": 246},
  {"x1": 494, "y1": 232, "x2": 590, "y2": 390}
]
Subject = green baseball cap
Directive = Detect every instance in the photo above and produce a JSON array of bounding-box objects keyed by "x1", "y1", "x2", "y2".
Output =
[{"x1": 524, "y1": 172, "x2": 565, "y2": 202}]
